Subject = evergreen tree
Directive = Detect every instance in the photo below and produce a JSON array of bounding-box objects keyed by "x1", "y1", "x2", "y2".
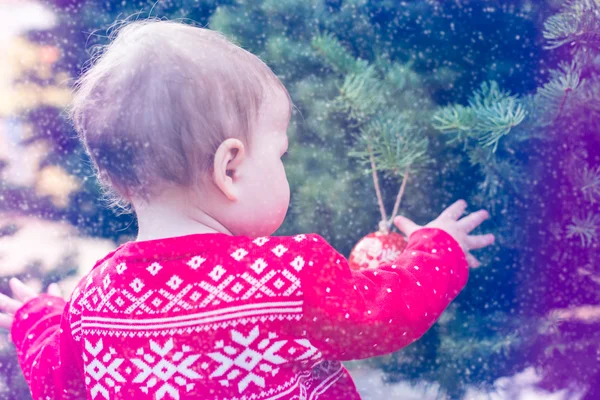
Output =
[{"x1": 2, "y1": 0, "x2": 598, "y2": 398}]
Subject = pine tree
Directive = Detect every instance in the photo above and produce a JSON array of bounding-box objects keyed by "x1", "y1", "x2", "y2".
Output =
[{"x1": 4, "y1": 0, "x2": 599, "y2": 398}]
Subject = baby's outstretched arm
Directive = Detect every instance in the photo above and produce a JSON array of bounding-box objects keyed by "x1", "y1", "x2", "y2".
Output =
[
  {"x1": 0, "y1": 279, "x2": 86, "y2": 399},
  {"x1": 293, "y1": 200, "x2": 492, "y2": 361}
]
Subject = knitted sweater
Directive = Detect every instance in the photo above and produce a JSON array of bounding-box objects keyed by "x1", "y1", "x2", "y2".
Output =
[{"x1": 11, "y1": 227, "x2": 468, "y2": 400}]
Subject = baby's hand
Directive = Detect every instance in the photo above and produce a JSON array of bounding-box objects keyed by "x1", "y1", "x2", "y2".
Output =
[
  {"x1": 394, "y1": 199, "x2": 495, "y2": 268},
  {"x1": 0, "y1": 278, "x2": 61, "y2": 330}
]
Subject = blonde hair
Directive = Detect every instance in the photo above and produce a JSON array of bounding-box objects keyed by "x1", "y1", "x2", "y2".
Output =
[{"x1": 67, "y1": 18, "x2": 291, "y2": 215}]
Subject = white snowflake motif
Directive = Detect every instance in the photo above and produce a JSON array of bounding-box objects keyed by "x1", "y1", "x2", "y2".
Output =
[
  {"x1": 187, "y1": 256, "x2": 206, "y2": 270},
  {"x1": 147, "y1": 263, "x2": 163, "y2": 276},
  {"x1": 290, "y1": 256, "x2": 305, "y2": 272},
  {"x1": 132, "y1": 338, "x2": 201, "y2": 400},
  {"x1": 250, "y1": 258, "x2": 268, "y2": 275},
  {"x1": 130, "y1": 278, "x2": 145, "y2": 293},
  {"x1": 166, "y1": 275, "x2": 183, "y2": 291},
  {"x1": 253, "y1": 237, "x2": 269, "y2": 246},
  {"x1": 116, "y1": 262, "x2": 127, "y2": 275},
  {"x1": 271, "y1": 244, "x2": 288, "y2": 258},
  {"x1": 83, "y1": 338, "x2": 126, "y2": 400},
  {"x1": 231, "y1": 248, "x2": 249, "y2": 261},
  {"x1": 208, "y1": 265, "x2": 227, "y2": 282},
  {"x1": 102, "y1": 275, "x2": 111, "y2": 290},
  {"x1": 207, "y1": 326, "x2": 288, "y2": 393}
]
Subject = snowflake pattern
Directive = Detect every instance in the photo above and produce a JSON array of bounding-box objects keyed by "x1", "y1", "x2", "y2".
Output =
[
  {"x1": 83, "y1": 338, "x2": 126, "y2": 399},
  {"x1": 67, "y1": 236, "x2": 349, "y2": 398},
  {"x1": 131, "y1": 338, "x2": 201, "y2": 400},
  {"x1": 206, "y1": 325, "x2": 321, "y2": 394}
]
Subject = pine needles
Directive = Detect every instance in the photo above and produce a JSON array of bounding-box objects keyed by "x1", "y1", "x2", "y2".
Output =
[
  {"x1": 566, "y1": 211, "x2": 600, "y2": 247},
  {"x1": 543, "y1": 0, "x2": 600, "y2": 50},
  {"x1": 312, "y1": 31, "x2": 433, "y2": 233},
  {"x1": 433, "y1": 81, "x2": 526, "y2": 152},
  {"x1": 578, "y1": 164, "x2": 600, "y2": 203}
]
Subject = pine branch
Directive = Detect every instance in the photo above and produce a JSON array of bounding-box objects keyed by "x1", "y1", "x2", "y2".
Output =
[
  {"x1": 578, "y1": 164, "x2": 600, "y2": 203},
  {"x1": 432, "y1": 104, "x2": 474, "y2": 144},
  {"x1": 312, "y1": 32, "x2": 368, "y2": 75},
  {"x1": 543, "y1": 0, "x2": 600, "y2": 50},
  {"x1": 337, "y1": 66, "x2": 384, "y2": 123},
  {"x1": 536, "y1": 62, "x2": 581, "y2": 123},
  {"x1": 433, "y1": 82, "x2": 526, "y2": 153},
  {"x1": 566, "y1": 211, "x2": 600, "y2": 247}
]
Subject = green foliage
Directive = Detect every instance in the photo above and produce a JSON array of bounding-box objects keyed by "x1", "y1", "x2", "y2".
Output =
[
  {"x1": 312, "y1": 32, "x2": 368, "y2": 75},
  {"x1": 433, "y1": 81, "x2": 526, "y2": 153},
  {"x1": 543, "y1": 0, "x2": 600, "y2": 50},
  {"x1": 7, "y1": 0, "x2": 600, "y2": 398},
  {"x1": 351, "y1": 115, "x2": 429, "y2": 176},
  {"x1": 578, "y1": 164, "x2": 600, "y2": 203},
  {"x1": 566, "y1": 211, "x2": 599, "y2": 247},
  {"x1": 336, "y1": 66, "x2": 385, "y2": 122}
]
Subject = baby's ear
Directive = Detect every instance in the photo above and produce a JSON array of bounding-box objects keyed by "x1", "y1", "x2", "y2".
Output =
[{"x1": 213, "y1": 138, "x2": 245, "y2": 201}]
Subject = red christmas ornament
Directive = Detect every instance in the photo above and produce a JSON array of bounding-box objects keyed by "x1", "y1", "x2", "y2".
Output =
[{"x1": 349, "y1": 231, "x2": 407, "y2": 271}]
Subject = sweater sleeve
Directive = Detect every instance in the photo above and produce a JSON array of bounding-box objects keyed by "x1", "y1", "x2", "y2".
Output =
[
  {"x1": 10, "y1": 294, "x2": 86, "y2": 400},
  {"x1": 297, "y1": 227, "x2": 469, "y2": 361}
]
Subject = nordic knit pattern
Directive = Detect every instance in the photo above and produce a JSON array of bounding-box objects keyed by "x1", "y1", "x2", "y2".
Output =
[{"x1": 11, "y1": 227, "x2": 468, "y2": 400}]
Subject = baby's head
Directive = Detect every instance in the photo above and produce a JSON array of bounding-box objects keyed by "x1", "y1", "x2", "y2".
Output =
[{"x1": 69, "y1": 19, "x2": 292, "y2": 237}]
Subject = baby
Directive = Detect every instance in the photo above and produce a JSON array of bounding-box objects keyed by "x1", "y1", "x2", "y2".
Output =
[{"x1": 0, "y1": 20, "x2": 494, "y2": 400}]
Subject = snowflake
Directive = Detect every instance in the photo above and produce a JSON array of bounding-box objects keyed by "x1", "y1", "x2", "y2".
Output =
[
  {"x1": 132, "y1": 339, "x2": 201, "y2": 400},
  {"x1": 83, "y1": 339, "x2": 125, "y2": 399}
]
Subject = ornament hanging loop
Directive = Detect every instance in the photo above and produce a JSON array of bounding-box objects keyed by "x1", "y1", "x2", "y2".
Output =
[{"x1": 378, "y1": 220, "x2": 389, "y2": 234}]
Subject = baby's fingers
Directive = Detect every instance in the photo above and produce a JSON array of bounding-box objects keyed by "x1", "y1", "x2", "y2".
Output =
[
  {"x1": 465, "y1": 234, "x2": 495, "y2": 250},
  {"x1": 393, "y1": 215, "x2": 421, "y2": 238},
  {"x1": 0, "y1": 292, "x2": 22, "y2": 314},
  {"x1": 458, "y1": 210, "x2": 490, "y2": 233},
  {"x1": 466, "y1": 252, "x2": 481, "y2": 268},
  {"x1": 0, "y1": 313, "x2": 14, "y2": 330},
  {"x1": 439, "y1": 199, "x2": 467, "y2": 221},
  {"x1": 9, "y1": 278, "x2": 37, "y2": 304}
]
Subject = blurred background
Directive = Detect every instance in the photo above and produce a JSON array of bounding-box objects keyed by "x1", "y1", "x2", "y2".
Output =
[{"x1": 1, "y1": 0, "x2": 599, "y2": 399}]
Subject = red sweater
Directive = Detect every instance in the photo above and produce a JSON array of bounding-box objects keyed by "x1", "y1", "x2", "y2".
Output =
[{"x1": 11, "y1": 228, "x2": 468, "y2": 400}]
